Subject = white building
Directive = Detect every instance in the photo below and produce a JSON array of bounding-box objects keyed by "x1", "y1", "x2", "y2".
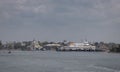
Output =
[
  {"x1": 67, "y1": 41, "x2": 96, "y2": 50},
  {"x1": 43, "y1": 43, "x2": 61, "y2": 50},
  {"x1": 29, "y1": 40, "x2": 42, "y2": 50}
]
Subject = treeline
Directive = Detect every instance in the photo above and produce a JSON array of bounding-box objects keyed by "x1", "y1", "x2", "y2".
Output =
[
  {"x1": 110, "y1": 45, "x2": 120, "y2": 52},
  {"x1": 94, "y1": 42, "x2": 120, "y2": 52},
  {"x1": 0, "y1": 40, "x2": 120, "y2": 52},
  {"x1": 0, "y1": 40, "x2": 66, "y2": 51}
]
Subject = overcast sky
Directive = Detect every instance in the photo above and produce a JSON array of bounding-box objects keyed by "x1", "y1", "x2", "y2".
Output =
[{"x1": 0, "y1": 0, "x2": 120, "y2": 43}]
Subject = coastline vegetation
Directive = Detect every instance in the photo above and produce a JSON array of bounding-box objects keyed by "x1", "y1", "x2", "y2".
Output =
[{"x1": 0, "y1": 40, "x2": 120, "y2": 52}]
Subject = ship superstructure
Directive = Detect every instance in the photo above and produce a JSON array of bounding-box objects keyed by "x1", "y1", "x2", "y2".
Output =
[{"x1": 59, "y1": 40, "x2": 96, "y2": 51}]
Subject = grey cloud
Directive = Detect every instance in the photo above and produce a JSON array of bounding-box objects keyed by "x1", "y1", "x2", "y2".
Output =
[{"x1": 0, "y1": 0, "x2": 120, "y2": 43}]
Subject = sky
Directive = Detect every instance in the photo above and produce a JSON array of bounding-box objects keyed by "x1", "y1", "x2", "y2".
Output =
[{"x1": 0, "y1": 0, "x2": 120, "y2": 43}]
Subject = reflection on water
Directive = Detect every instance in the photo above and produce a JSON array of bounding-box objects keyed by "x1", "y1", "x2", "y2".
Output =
[{"x1": 0, "y1": 51, "x2": 120, "y2": 72}]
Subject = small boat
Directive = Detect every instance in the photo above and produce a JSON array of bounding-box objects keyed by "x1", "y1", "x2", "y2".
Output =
[{"x1": 8, "y1": 51, "x2": 11, "y2": 54}]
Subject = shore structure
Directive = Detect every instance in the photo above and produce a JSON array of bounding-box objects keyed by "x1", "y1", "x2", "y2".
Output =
[
  {"x1": 42, "y1": 43, "x2": 61, "y2": 51},
  {"x1": 58, "y1": 41, "x2": 96, "y2": 51},
  {"x1": 27, "y1": 39, "x2": 42, "y2": 50},
  {"x1": 1, "y1": 40, "x2": 119, "y2": 52}
]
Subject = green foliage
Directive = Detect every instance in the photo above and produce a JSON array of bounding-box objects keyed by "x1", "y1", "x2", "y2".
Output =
[
  {"x1": 41, "y1": 41, "x2": 49, "y2": 46},
  {"x1": 110, "y1": 44, "x2": 120, "y2": 52},
  {"x1": 0, "y1": 40, "x2": 2, "y2": 46},
  {"x1": 14, "y1": 42, "x2": 22, "y2": 49},
  {"x1": 0, "y1": 40, "x2": 2, "y2": 49}
]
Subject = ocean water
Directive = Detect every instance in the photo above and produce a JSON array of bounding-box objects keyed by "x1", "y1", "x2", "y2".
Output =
[{"x1": 0, "y1": 51, "x2": 120, "y2": 72}]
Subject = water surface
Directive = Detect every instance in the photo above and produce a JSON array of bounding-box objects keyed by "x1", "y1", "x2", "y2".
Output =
[{"x1": 0, "y1": 51, "x2": 120, "y2": 72}]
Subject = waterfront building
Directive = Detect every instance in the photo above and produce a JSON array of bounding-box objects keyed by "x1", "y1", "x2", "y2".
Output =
[
  {"x1": 43, "y1": 43, "x2": 61, "y2": 51},
  {"x1": 29, "y1": 40, "x2": 42, "y2": 50},
  {"x1": 59, "y1": 41, "x2": 96, "y2": 51}
]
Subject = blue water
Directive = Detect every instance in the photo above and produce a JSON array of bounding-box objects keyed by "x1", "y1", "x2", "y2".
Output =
[{"x1": 0, "y1": 51, "x2": 120, "y2": 72}]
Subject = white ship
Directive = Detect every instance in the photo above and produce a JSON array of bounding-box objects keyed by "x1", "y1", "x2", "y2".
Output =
[{"x1": 58, "y1": 41, "x2": 96, "y2": 51}]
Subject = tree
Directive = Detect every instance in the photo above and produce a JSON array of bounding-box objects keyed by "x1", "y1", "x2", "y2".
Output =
[
  {"x1": 0, "y1": 40, "x2": 2, "y2": 45},
  {"x1": 14, "y1": 42, "x2": 22, "y2": 49},
  {"x1": 94, "y1": 42, "x2": 98, "y2": 46},
  {"x1": 0, "y1": 40, "x2": 2, "y2": 49},
  {"x1": 41, "y1": 41, "x2": 49, "y2": 46}
]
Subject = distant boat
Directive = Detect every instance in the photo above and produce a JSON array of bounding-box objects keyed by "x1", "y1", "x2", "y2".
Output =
[{"x1": 8, "y1": 50, "x2": 11, "y2": 54}]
